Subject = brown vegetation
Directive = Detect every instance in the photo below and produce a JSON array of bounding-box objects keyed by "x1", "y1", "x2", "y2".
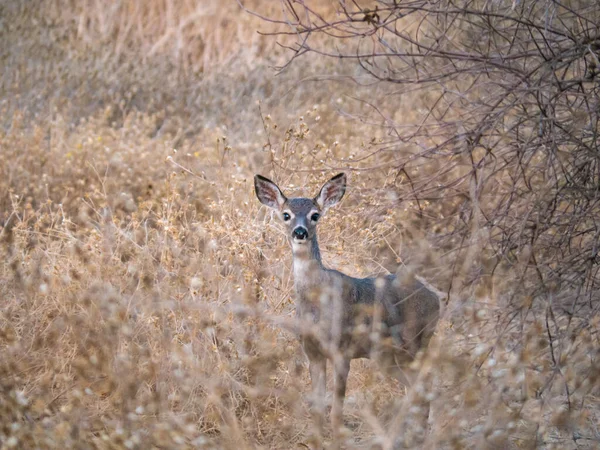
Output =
[{"x1": 1, "y1": 0, "x2": 599, "y2": 448}]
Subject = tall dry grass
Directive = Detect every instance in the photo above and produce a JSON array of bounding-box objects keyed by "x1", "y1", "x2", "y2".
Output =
[{"x1": 1, "y1": 1, "x2": 599, "y2": 449}]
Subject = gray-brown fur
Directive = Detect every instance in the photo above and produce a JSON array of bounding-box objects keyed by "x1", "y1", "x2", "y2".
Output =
[{"x1": 254, "y1": 173, "x2": 440, "y2": 441}]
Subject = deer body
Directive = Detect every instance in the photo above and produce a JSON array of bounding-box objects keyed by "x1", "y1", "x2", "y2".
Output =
[{"x1": 254, "y1": 173, "x2": 440, "y2": 442}]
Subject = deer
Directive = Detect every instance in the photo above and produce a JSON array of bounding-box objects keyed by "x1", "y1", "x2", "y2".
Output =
[{"x1": 254, "y1": 173, "x2": 441, "y2": 444}]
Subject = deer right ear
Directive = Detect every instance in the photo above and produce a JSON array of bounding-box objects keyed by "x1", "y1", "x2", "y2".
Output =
[
  {"x1": 254, "y1": 175, "x2": 287, "y2": 210},
  {"x1": 315, "y1": 173, "x2": 346, "y2": 210}
]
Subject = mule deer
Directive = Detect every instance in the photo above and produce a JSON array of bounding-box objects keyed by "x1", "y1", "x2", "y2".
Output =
[{"x1": 254, "y1": 173, "x2": 440, "y2": 442}]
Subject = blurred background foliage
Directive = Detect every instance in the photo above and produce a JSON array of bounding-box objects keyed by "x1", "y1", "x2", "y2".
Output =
[{"x1": 1, "y1": 1, "x2": 599, "y2": 448}]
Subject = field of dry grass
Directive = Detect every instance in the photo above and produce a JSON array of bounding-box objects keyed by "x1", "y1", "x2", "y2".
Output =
[{"x1": 1, "y1": 1, "x2": 599, "y2": 449}]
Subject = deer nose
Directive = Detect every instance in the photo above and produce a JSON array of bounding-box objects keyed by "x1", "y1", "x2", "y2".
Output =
[{"x1": 293, "y1": 227, "x2": 308, "y2": 240}]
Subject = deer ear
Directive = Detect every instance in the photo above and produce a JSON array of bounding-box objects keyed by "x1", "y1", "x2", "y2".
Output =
[
  {"x1": 315, "y1": 173, "x2": 346, "y2": 210},
  {"x1": 254, "y1": 175, "x2": 287, "y2": 210}
]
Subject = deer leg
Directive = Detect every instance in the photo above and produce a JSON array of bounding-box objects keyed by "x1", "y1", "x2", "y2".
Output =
[
  {"x1": 382, "y1": 362, "x2": 432, "y2": 449},
  {"x1": 308, "y1": 356, "x2": 327, "y2": 430},
  {"x1": 400, "y1": 369, "x2": 430, "y2": 432},
  {"x1": 331, "y1": 358, "x2": 350, "y2": 444}
]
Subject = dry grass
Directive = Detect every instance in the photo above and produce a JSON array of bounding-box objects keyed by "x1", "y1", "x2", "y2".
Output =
[{"x1": 1, "y1": 1, "x2": 599, "y2": 449}]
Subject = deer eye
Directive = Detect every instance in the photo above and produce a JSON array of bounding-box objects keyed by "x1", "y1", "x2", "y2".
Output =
[
  {"x1": 282, "y1": 212, "x2": 291, "y2": 221},
  {"x1": 311, "y1": 213, "x2": 320, "y2": 222}
]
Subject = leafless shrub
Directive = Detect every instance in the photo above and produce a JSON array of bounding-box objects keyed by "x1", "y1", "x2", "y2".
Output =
[
  {"x1": 1, "y1": 0, "x2": 599, "y2": 448},
  {"x1": 245, "y1": 0, "x2": 600, "y2": 446}
]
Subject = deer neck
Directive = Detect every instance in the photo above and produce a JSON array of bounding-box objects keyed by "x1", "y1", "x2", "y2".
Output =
[{"x1": 291, "y1": 237, "x2": 323, "y2": 284}]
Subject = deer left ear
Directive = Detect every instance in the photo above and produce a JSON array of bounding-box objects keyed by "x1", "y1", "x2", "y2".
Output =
[
  {"x1": 255, "y1": 174, "x2": 287, "y2": 210},
  {"x1": 315, "y1": 173, "x2": 346, "y2": 210}
]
